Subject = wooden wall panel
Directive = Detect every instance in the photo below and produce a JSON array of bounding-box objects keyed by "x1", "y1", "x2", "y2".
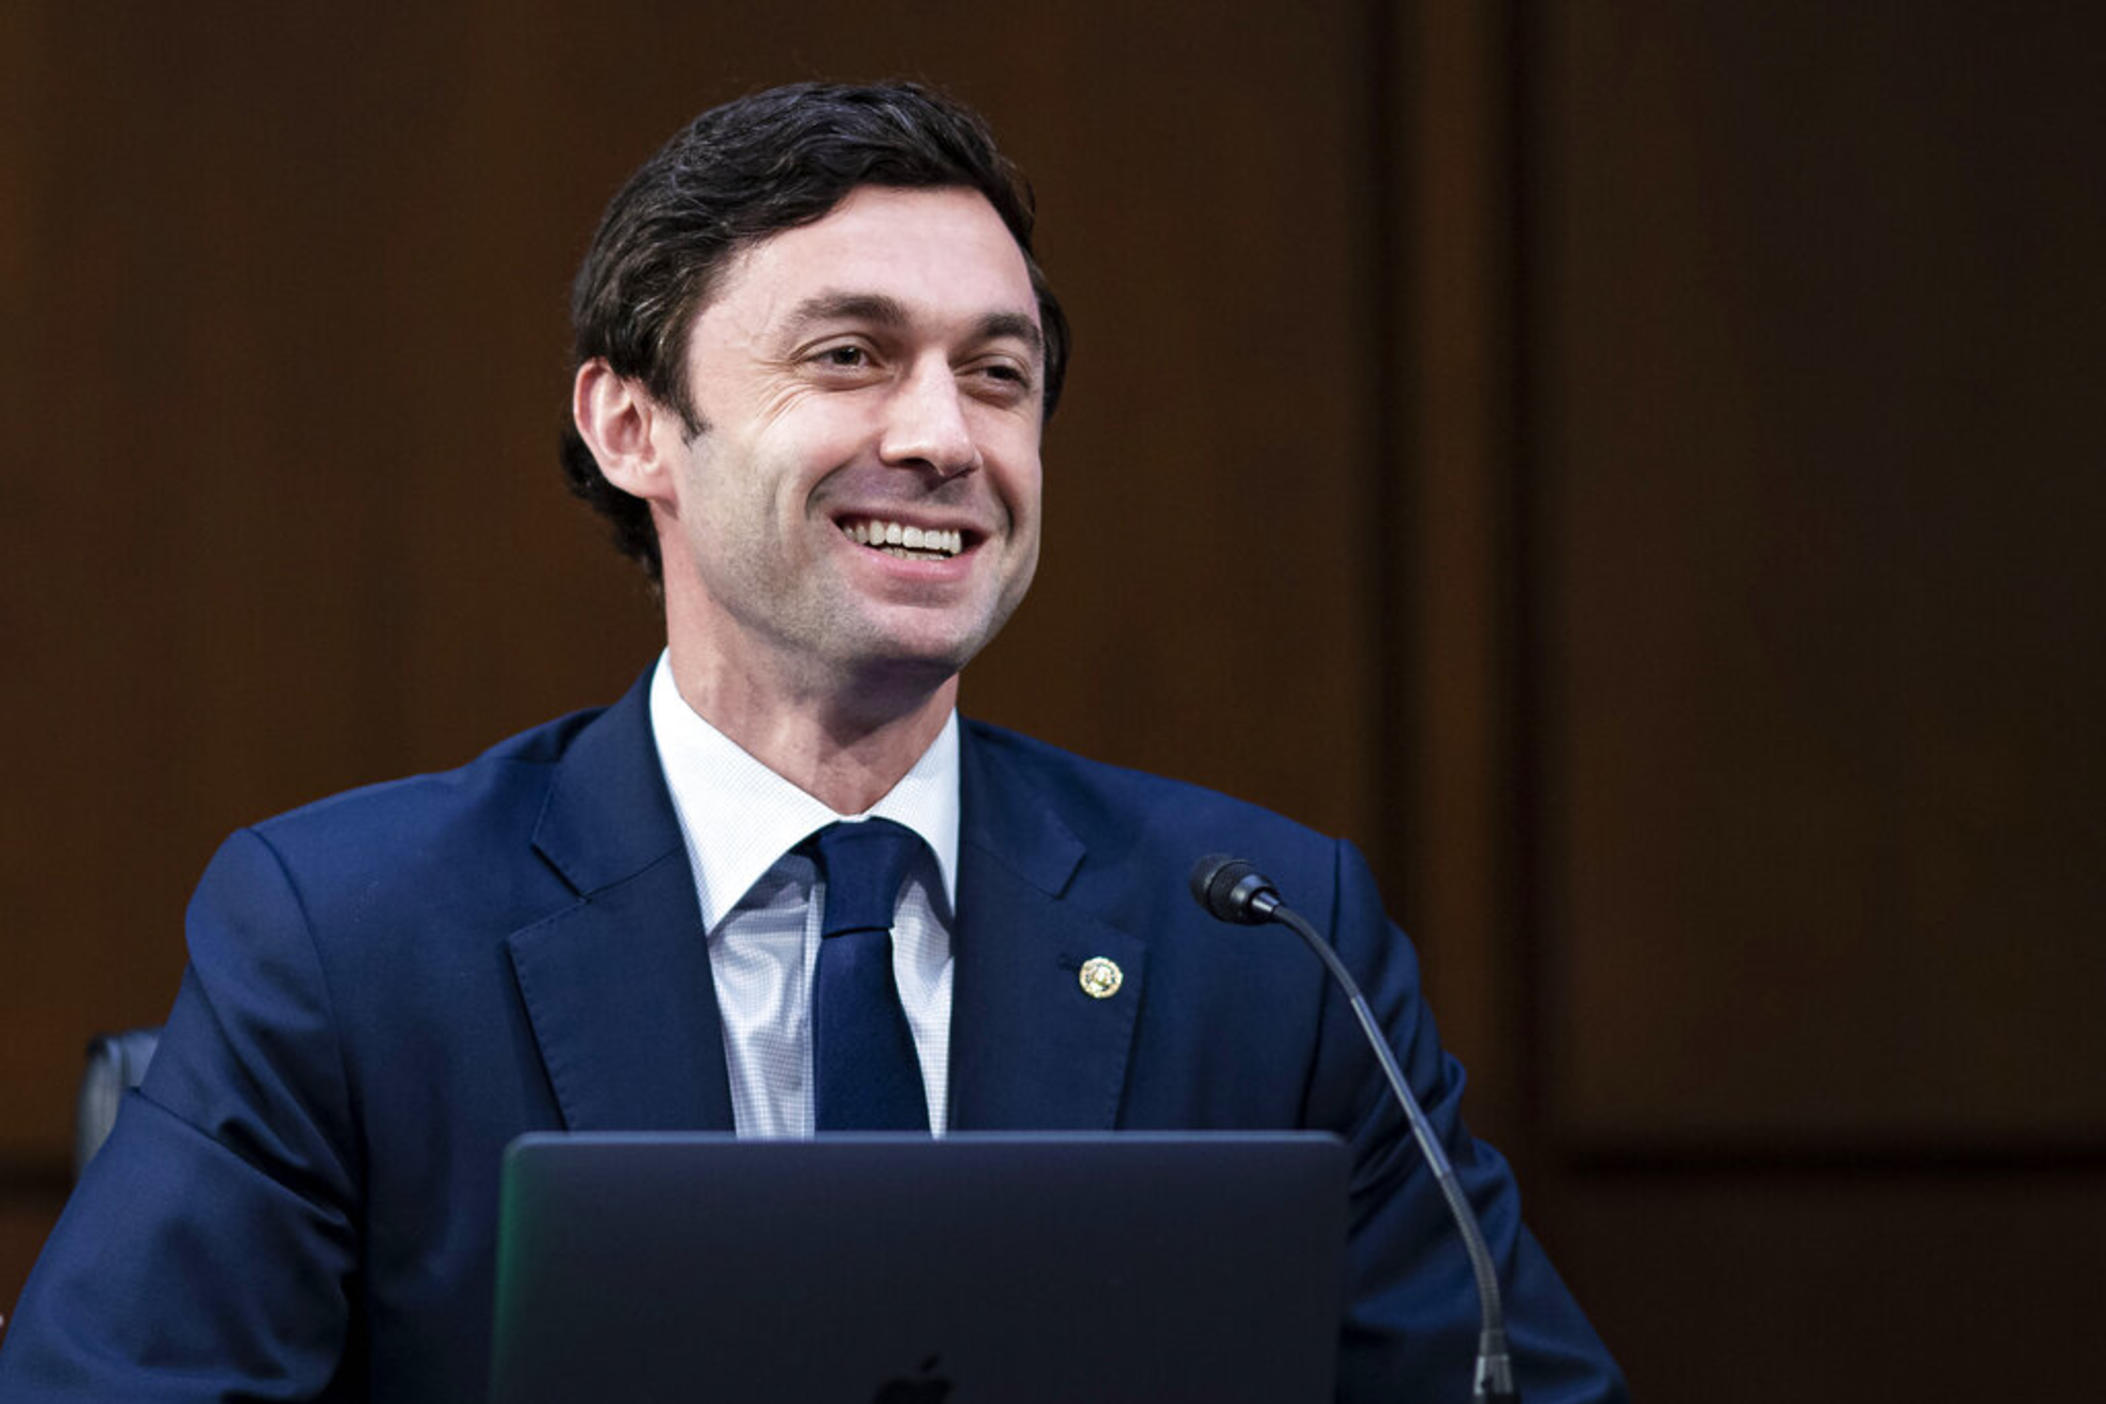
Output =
[
  {"x1": 1532, "y1": 1, "x2": 2106, "y2": 1142},
  {"x1": 1552, "y1": 1169, "x2": 2106, "y2": 1403},
  {"x1": 0, "y1": 1192, "x2": 69, "y2": 1337},
  {"x1": 1392, "y1": 0, "x2": 1528, "y2": 1147},
  {"x1": 1393, "y1": 2, "x2": 2106, "y2": 1399}
]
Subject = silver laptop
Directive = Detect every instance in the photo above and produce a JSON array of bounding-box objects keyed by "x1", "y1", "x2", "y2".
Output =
[{"x1": 489, "y1": 1131, "x2": 1347, "y2": 1403}]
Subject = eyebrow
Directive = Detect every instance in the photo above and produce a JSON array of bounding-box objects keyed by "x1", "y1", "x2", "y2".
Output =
[{"x1": 784, "y1": 291, "x2": 1044, "y2": 358}]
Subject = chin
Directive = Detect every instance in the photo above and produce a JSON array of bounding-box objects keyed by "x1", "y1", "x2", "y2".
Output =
[
  {"x1": 871, "y1": 639, "x2": 980, "y2": 684},
  {"x1": 832, "y1": 628, "x2": 984, "y2": 694},
  {"x1": 860, "y1": 606, "x2": 1013, "y2": 671}
]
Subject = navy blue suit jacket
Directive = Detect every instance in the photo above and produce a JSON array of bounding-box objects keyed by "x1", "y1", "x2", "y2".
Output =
[{"x1": 0, "y1": 671, "x2": 1624, "y2": 1401}]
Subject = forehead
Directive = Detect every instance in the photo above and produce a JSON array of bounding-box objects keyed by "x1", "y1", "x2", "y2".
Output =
[{"x1": 697, "y1": 185, "x2": 1040, "y2": 344}]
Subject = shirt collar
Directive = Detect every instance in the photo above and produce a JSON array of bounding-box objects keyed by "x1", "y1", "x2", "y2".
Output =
[{"x1": 648, "y1": 652, "x2": 961, "y2": 931}]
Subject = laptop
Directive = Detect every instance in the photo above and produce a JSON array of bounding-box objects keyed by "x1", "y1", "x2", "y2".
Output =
[{"x1": 489, "y1": 1131, "x2": 1347, "y2": 1403}]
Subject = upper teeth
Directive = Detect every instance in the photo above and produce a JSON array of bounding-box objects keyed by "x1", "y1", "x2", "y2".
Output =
[{"x1": 843, "y1": 520, "x2": 964, "y2": 556}]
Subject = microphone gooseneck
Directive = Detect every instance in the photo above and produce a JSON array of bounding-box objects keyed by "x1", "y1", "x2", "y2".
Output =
[{"x1": 1188, "y1": 854, "x2": 1519, "y2": 1404}]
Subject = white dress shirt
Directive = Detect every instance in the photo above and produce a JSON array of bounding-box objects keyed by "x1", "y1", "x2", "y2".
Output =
[{"x1": 648, "y1": 655, "x2": 958, "y2": 1137}]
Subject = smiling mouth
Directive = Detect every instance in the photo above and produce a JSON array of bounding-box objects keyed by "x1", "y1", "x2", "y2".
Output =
[{"x1": 840, "y1": 518, "x2": 967, "y2": 560}]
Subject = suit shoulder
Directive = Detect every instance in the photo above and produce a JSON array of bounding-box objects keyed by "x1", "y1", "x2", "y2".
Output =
[
  {"x1": 242, "y1": 703, "x2": 605, "y2": 861},
  {"x1": 960, "y1": 718, "x2": 1338, "y2": 873}
]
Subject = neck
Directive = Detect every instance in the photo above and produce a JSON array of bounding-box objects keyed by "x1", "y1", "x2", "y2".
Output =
[{"x1": 665, "y1": 641, "x2": 958, "y2": 815}]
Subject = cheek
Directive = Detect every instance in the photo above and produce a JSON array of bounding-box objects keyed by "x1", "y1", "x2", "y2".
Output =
[
  {"x1": 981, "y1": 424, "x2": 1043, "y2": 505},
  {"x1": 1001, "y1": 459, "x2": 1044, "y2": 523},
  {"x1": 768, "y1": 382, "x2": 882, "y2": 439},
  {"x1": 761, "y1": 412, "x2": 880, "y2": 497},
  {"x1": 708, "y1": 426, "x2": 812, "y2": 512}
]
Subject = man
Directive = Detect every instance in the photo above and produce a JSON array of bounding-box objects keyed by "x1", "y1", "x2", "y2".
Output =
[{"x1": 0, "y1": 83, "x2": 1625, "y2": 1400}]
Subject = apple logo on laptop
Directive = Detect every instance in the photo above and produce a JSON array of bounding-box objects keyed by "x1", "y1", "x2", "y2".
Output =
[{"x1": 873, "y1": 1353, "x2": 953, "y2": 1403}]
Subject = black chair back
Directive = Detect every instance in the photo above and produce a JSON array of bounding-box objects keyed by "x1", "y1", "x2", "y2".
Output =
[{"x1": 75, "y1": 1027, "x2": 161, "y2": 1178}]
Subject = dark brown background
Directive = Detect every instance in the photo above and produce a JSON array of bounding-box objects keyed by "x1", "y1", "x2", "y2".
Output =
[{"x1": 4, "y1": 3, "x2": 2102, "y2": 1398}]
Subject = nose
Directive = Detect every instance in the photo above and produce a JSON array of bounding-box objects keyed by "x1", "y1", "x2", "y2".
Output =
[{"x1": 878, "y1": 359, "x2": 980, "y2": 479}]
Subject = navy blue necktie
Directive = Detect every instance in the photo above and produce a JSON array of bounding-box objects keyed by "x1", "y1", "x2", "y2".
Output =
[{"x1": 808, "y1": 818, "x2": 931, "y2": 1132}]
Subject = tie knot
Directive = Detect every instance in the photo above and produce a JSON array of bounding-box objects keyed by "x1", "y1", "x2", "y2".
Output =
[{"x1": 809, "y1": 818, "x2": 923, "y2": 939}]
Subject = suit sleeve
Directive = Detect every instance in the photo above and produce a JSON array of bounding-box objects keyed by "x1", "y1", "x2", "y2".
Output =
[
  {"x1": 1309, "y1": 840, "x2": 1628, "y2": 1404},
  {"x1": 0, "y1": 829, "x2": 361, "y2": 1401}
]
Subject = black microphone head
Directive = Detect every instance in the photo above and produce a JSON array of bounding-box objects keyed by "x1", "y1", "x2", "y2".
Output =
[{"x1": 1189, "y1": 854, "x2": 1279, "y2": 925}]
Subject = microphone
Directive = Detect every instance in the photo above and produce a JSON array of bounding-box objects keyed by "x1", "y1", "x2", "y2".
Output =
[
  {"x1": 1189, "y1": 855, "x2": 1281, "y2": 924},
  {"x1": 1188, "y1": 855, "x2": 1519, "y2": 1404}
]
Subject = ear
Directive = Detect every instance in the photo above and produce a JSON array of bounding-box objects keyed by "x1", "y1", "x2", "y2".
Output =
[{"x1": 571, "y1": 358, "x2": 680, "y2": 505}]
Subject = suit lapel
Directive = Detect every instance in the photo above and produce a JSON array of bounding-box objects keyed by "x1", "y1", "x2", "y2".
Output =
[
  {"x1": 505, "y1": 671, "x2": 735, "y2": 1132},
  {"x1": 949, "y1": 729, "x2": 1145, "y2": 1130},
  {"x1": 501, "y1": 684, "x2": 1147, "y2": 1135}
]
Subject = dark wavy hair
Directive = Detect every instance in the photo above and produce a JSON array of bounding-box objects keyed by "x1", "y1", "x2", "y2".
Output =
[{"x1": 560, "y1": 81, "x2": 1070, "y2": 585}]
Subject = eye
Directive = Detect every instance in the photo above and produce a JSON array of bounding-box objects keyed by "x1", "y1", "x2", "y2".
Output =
[
  {"x1": 814, "y1": 344, "x2": 871, "y2": 369},
  {"x1": 967, "y1": 359, "x2": 1036, "y2": 401}
]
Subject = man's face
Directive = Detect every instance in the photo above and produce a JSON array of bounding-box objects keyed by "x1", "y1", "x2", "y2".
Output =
[{"x1": 656, "y1": 185, "x2": 1045, "y2": 700}]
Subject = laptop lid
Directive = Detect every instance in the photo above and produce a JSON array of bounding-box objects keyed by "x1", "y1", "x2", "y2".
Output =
[{"x1": 489, "y1": 1131, "x2": 1347, "y2": 1404}]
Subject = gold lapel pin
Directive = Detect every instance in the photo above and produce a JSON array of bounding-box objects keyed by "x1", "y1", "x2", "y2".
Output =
[{"x1": 1078, "y1": 956, "x2": 1123, "y2": 999}]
